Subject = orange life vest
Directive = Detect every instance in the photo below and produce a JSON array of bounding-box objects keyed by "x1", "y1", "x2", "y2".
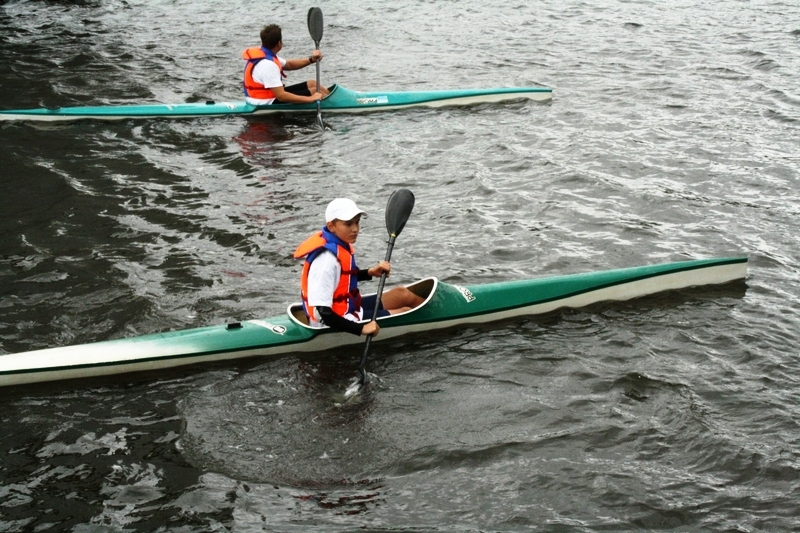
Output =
[
  {"x1": 241, "y1": 46, "x2": 286, "y2": 100},
  {"x1": 294, "y1": 228, "x2": 362, "y2": 323}
]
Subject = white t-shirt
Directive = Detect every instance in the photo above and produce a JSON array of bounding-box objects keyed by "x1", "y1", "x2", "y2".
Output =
[
  {"x1": 245, "y1": 55, "x2": 287, "y2": 105},
  {"x1": 306, "y1": 250, "x2": 363, "y2": 327}
]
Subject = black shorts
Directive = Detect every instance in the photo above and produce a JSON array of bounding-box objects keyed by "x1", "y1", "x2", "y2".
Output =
[
  {"x1": 284, "y1": 82, "x2": 311, "y2": 97},
  {"x1": 361, "y1": 294, "x2": 391, "y2": 320}
]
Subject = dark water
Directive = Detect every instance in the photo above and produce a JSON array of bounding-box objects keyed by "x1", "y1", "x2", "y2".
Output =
[{"x1": 2, "y1": 0, "x2": 799, "y2": 531}]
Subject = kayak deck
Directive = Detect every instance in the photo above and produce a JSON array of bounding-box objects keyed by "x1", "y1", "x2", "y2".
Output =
[
  {"x1": 0, "y1": 257, "x2": 746, "y2": 388},
  {"x1": 0, "y1": 84, "x2": 552, "y2": 123}
]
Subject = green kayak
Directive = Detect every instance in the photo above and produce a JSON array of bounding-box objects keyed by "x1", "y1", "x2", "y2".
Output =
[
  {"x1": 0, "y1": 84, "x2": 552, "y2": 123},
  {"x1": 0, "y1": 257, "x2": 747, "y2": 388}
]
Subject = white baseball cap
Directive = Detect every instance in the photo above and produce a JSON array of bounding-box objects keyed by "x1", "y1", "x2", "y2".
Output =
[{"x1": 325, "y1": 198, "x2": 367, "y2": 223}]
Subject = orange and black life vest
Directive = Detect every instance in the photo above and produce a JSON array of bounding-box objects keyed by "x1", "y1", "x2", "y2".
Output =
[
  {"x1": 241, "y1": 46, "x2": 286, "y2": 100},
  {"x1": 294, "y1": 228, "x2": 362, "y2": 323}
]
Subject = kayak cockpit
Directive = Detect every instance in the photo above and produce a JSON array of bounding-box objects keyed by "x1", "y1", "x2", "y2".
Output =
[{"x1": 286, "y1": 277, "x2": 438, "y2": 329}]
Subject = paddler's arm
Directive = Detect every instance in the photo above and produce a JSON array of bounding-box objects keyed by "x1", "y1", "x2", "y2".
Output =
[
  {"x1": 283, "y1": 50, "x2": 323, "y2": 71},
  {"x1": 317, "y1": 306, "x2": 378, "y2": 337}
]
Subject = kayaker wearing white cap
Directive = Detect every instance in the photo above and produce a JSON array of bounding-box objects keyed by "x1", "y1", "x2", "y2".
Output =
[{"x1": 294, "y1": 198, "x2": 424, "y2": 337}]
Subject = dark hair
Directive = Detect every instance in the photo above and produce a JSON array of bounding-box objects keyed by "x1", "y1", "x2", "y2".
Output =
[{"x1": 260, "y1": 24, "x2": 282, "y2": 49}]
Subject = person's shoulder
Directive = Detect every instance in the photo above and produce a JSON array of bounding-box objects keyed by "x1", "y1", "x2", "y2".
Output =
[
  {"x1": 313, "y1": 250, "x2": 340, "y2": 269},
  {"x1": 307, "y1": 247, "x2": 337, "y2": 261},
  {"x1": 255, "y1": 58, "x2": 280, "y2": 71},
  {"x1": 308, "y1": 250, "x2": 340, "y2": 278},
  {"x1": 260, "y1": 56, "x2": 285, "y2": 68},
  {"x1": 315, "y1": 249, "x2": 338, "y2": 262}
]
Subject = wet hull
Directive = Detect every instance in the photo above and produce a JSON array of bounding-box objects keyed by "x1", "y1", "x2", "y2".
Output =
[
  {"x1": 0, "y1": 84, "x2": 552, "y2": 123},
  {"x1": 0, "y1": 256, "x2": 747, "y2": 387}
]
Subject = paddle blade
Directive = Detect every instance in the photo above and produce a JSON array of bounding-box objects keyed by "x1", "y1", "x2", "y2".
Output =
[
  {"x1": 385, "y1": 189, "x2": 415, "y2": 237},
  {"x1": 307, "y1": 7, "x2": 323, "y2": 44}
]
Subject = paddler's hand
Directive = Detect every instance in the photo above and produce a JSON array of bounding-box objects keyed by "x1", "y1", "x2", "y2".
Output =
[
  {"x1": 368, "y1": 261, "x2": 391, "y2": 278},
  {"x1": 361, "y1": 320, "x2": 379, "y2": 337},
  {"x1": 309, "y1": 92, "x2": 323, "y2": 102},
  {"x1": 310, "y1": 50, "x2": 323, "y2": 63}
]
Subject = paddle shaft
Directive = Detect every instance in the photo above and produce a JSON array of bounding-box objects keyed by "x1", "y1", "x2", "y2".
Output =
[
  {"x1": 307, "y1": 7, "x2": 324, "y2": 129},
  {"x1": 358, "y1": 233, "x2": 397, "y2": 385},
  {"x1": 314, "y1": 39, "x2": 322, "y2": 126}
]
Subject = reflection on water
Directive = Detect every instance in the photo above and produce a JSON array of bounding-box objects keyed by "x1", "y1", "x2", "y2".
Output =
[
  {"x1": 233, "y1": 118, "x2": 296, "y2": 166},
  {"x1": 178, "y1": 353, "x2": 387, "y2": 487}
]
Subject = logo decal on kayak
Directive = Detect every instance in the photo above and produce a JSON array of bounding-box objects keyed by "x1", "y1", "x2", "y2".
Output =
[
  {"x1": 454, "y1": 285, "x2": 476, "y2": 303},
  {"x1": 356, "y1": 96, "x2": 389, "y2": 105},
  {"x1": 249, "y1": 320, "x2": 287, "y2": 335}
]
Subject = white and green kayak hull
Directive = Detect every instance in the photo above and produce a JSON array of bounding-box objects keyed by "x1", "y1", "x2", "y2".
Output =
[
  {"x1": 0, "y1": 84, "x2": 552, "y2": 123},
  {"x1": 0, "y1": 257, "x2": 747, "y2": 388}
]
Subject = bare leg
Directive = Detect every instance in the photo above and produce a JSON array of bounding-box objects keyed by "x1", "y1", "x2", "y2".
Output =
[
  {"x1": 307, "y1": 80, "x2": 330, "y2": 96},
  {"x1": 380, "y1": 286, "x2": 425, "y2": 314}
]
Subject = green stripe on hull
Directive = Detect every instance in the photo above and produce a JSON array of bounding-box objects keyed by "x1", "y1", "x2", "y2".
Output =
[
  {"x1": 379, "y1": 257, "x2": 748, "y2": 329},
  {"x1": 0, "y1": 84, "x2": 552, "y2": 123},
  {"x1": 0, "y1": 257, "x2": 746, "y2": 387}
]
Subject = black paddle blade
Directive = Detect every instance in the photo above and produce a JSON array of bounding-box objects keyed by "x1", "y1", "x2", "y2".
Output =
[
  {"x1": 385, "y1": 189, "x2": 415, "y2": 237},
  {"x1": 307, "y1": 7, "x2": 323, "y2": 44}
]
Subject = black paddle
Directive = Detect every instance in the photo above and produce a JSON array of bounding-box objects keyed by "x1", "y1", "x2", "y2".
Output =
[
  {"x1": 358, "y1": 189, "x2": 416, "y2": 386},
  {"x1": 307, "y1": 7, "x2": 324, "y2": 129}
]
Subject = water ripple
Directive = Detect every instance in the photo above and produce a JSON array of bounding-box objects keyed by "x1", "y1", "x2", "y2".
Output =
[{"x1": 2, "y1": 0, "x2": 800, "y2": 530}]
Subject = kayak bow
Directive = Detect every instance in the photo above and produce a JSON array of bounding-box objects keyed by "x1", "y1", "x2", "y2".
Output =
[
  {"x1": 0, "y1": 257, "x2": 747, "y2": 388},
  {"x1": 0, "y1": 84, "x2": 552, "y2": 123}
]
